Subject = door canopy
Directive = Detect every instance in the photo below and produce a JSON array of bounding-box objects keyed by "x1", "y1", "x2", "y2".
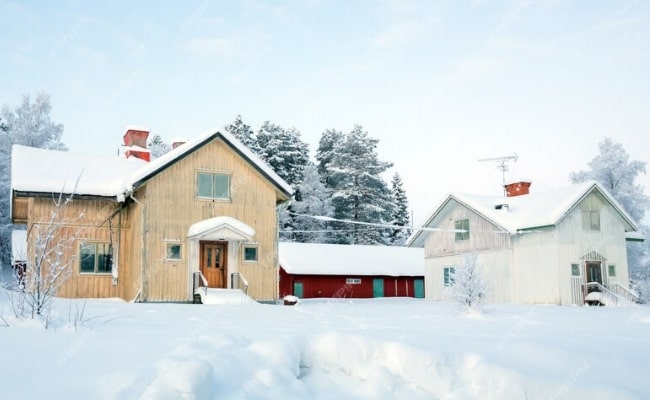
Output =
[{"x1": 188, "y1": 216, "x2": 255, "y2": 241}]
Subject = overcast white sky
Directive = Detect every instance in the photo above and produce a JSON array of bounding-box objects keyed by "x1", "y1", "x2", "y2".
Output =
[{"x1": 1, "y1": 1, "x2": 649, "y2": 225}]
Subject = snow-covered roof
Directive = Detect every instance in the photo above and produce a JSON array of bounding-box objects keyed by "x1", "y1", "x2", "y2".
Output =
[
  {"x1": 407, "y1": 181, "x2": 639, "y2": 247},
  {"x1": 11, "y1": 127, "x2": 293, "y2": 202},
  {"x1": 279, "y1": 242, "x2": 424, "y2": 276},
  {"x1": 188, "y1": 216, "x2": 255, "y2": 241}
]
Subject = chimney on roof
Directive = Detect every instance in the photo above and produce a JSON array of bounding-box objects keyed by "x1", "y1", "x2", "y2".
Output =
[
  {"x1": 171, "y1": 138, "x2": 187, "y2": 149},
  {"x1": 504, "y1": 180, "x2": 532, "y2": 197},
  {"x1": 123, "y1": 126, "x2": 151, "y2": 162}
]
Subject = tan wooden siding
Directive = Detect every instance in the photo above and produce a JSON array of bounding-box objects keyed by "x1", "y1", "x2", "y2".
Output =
[
  {"x1": 25, "y1": 197, "x2": 137, "y2": 300},
  {"x1": 12, "y1": 197, "x2": 29, "y2": 223},
  {"x1": 136, "y1": 139, "x2": 281, "y2": 301},
  {"x1": 424, "y1": 201, "x2": 511, "y2": 258}
]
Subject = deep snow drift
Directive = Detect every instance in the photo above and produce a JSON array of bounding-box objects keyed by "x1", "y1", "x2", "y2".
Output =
[{"x1": 1, "y1": 291, "x2": 649, "y2": 399}]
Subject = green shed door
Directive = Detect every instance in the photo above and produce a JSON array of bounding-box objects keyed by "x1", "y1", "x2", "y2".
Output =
[
  {"x1": 414, "y1": 279, "x2": 424, "y2": 298},
  {"x1": 373, "y1": 278, "x2": 384, "y2": 298},
  {"x1": 293, "y1": 282, "x2": 304, "y2": 298}
]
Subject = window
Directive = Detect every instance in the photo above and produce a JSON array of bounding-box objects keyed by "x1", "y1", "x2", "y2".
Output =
[
  {"x1": 166, "y1": 243, "x2": 182, "y2": 260},
  {"x1": 197, "y1": 172, "x2": 230, "y2": 200},
  {"x1": 582, "y1": 210, "x2": 600, "y2": 231},
  {"x1": 608, "y1": 265, "x2": 616, "y2": 277},
  {"x1": 455, "y1": 219, "x2": 469, "y2": 241},
  {"x1": 79, "y1": 242, "x2": 112, "y2": 274},
  {"x1": 443, "y1": 266, "x2": 456, "y2": 287},
  {"x1": 346, "y1": 278, "x2": 362, "y2": 285},
  {"x1": 571, "y1": 263, "x2": 580, "y2": 277},
  {"x1": 243, "y1": 246, "x2": 258, "y2": 262}
]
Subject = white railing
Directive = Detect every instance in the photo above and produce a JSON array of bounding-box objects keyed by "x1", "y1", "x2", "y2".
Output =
[
  {"x1": 193, "y1": 271, "x2": 208, "y2": 299},
  {"x1": 585, "y1": 282, "x2": 620, "y2": 306},
  {"x1": 231, "y1": 272, "x2": 249, "y2": 295},
  {"x1": 606, "y1": 282, "x2": 640, "y2": 304}
]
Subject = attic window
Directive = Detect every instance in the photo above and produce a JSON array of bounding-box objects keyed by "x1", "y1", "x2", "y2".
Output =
[
  {"x1": 454, "y1": 219, "x2": 469, "y2": 241},
  {"x1": 582, "y1": 211, "x2": 600, "y2": 231},
  {"x1": 197, "y1": 172, "x2": 231, "y2": 200}
]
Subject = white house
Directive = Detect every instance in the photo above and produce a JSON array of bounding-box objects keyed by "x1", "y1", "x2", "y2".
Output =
[{"x1": 407, "y1": 180, "x2": 642, "y2": 306}]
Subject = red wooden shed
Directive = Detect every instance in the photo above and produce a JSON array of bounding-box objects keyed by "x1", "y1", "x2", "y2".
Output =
[{"x1": 278, "y1": 242, "x2": 425, "y2": 299}]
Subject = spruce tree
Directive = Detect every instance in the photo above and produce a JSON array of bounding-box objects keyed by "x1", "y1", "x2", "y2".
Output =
[
  {"x1": 285, "y1": 164, "x2": 334, "y2": 243},
  {"x1": 388, "y1": 173, "x2": 411, "y2": 245},
  {"x1": 147, "y1": 134, "x2": 171, "y2": 159},
  {"x1": 224, "y1": 115, "x2": 259, "y2": 154}
]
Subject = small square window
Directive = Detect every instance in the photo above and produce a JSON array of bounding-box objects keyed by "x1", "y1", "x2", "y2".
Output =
[
  {"x1": 197, "y1": 172, "x2": 230, "y2": 200},
  {"x1": 244, "y1": 246, "x2": 258, "y2": 262},
  {"x1": 166, "y1": 243, "x2": 182, "y2": 260},
  {"x1": 571, "y1": 264, "x2": 580, "y2": 276},
  {"x1": 608, "y1": 265, "x2": 616, "y2": 277},
  {"x1": 582, "y1": 210, "x2": 600, "y2": 231}
]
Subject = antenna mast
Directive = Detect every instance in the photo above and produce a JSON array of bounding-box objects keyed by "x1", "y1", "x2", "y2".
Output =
[{"x1": 478, "y1": 153, "x2": 518, "y2": 185}]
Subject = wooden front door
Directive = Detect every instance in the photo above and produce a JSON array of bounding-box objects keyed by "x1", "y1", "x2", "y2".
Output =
[
  {"x1": 200, "y1": 242, "x2": 227, "y2": 288},
  {"x1": 586, "y1": 262, "x2": 603, "y2": 284}
]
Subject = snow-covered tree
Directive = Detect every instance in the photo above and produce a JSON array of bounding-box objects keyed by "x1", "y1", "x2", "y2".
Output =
[
  {"x1": 0, "y1": 93, "x2": 66, "y2": 269},
  {"x1": 569, "y1": 137, "x2": 648, "y2": 223},
  {"x1": 147, "y1": 134, "x2": 171, "y2": 159},
  {"x1": 255, "y1": 122, "x2": 309, "y2": 189},
  {"x1": 316, "y1": 129, "x2": 344, "y2": 186},
  {"x1": 388, "y1": 173, "x2": 411, "y2": 245},
  {"x1": 282, "y1": 164, "x2": 334, "y2": 243},
  {"x1": 317, "y1": 125, "x2": 393, "y2": 245},
  {"x1": 570, "y1": 137, "x2": 650, "y2": 301},
  {"x1": 447, "y1": 253, "x2": 487, "y2": 308},
  {"x1": 225, "y1": 115, "x2": 259, "y2": 154}
]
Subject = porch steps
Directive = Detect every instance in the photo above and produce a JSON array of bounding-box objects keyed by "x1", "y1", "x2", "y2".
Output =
[{"x1": 197, "y1": 288, "x2": 257, "y2": 305}]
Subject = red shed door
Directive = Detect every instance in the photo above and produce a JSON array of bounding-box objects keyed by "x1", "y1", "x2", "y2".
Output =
[{"x1": 200, "y1": 242, "x2": 227, "y2": 288}]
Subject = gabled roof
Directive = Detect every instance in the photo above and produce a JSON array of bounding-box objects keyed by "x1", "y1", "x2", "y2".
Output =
[
  {"x1": 278, "y1": 242, "x2": 424, "y2": 276},
  {"x1": 407, "y1": 181, "x2": 640, "y2": 247},
  {"x1": 11, "y1": 127, "x2": 293, "y2": 203}
]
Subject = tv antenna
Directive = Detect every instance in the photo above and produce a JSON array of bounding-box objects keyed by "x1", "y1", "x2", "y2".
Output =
[{"x1": 478, "y1": 153, "x2": 518, "y2": 185}]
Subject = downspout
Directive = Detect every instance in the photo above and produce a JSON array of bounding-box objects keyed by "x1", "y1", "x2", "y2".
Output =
[
  {"x1": 112, "y1": 203, "x2": 122, "y2": 286},
  {"x1": 129, "y1": 192, "x2": 146, "y2": 302}
]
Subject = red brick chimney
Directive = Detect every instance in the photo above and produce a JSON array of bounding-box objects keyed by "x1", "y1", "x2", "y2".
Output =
[
  {"x1": 504, "y1": 180, "x2": 532, "y2": 197},
  {"x1": 123, "y1": 126, "x2": 151, "y2": 162},
  {"x1": 171, "y1": 138, "x2": 187, "y2": 150}
]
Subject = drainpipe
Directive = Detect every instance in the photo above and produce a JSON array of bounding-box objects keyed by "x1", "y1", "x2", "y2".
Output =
[{"x1": 129, "y1": 192, "x2": 146, "y2": 302}]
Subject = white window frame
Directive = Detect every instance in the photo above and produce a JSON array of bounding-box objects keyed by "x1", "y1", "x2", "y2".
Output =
[
  {"x1": 243, "y1": 245, "x2": 259, "y2": 263},
  {"x1": 197, "y1": 170, "x2": 231, "y2": 200},
  {"x1": 166, "y1": 243, "x2": 182, "y2": 261}
]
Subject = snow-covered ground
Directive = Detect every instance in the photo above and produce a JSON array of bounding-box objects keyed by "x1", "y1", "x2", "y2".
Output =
[{"x1": 1, "y1": 289, "x2": 649, "y2": 399}]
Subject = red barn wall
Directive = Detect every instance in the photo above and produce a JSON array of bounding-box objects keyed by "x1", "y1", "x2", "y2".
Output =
[{"x1": 279, "y1": 267, "x2": 423, "y2": 299}]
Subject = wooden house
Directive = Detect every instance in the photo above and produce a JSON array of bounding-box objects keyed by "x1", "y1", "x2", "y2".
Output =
[
  {"x1": 10, "y1": 126, "x2": 292, "y2": 302},
  {"x1": 278, "y1": 242, "x2": 425, "y2": 299},
  {"x1": 407, "y1": 180, "x2": 642, "y2": 306}
]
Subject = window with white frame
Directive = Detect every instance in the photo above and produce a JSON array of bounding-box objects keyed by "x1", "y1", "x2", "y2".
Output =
[
  {"x1": 243, "y1": 246, "x2": 258, "y2": 262},
  {"x1": 346, "y1": 278, "x2": 361, "y2": 285},
  {"x1": 571, "y1": 263, "x2": 580, "y2": 277},
  {"x1": 455, "y1": 219, "x2": 469, "y2": 241},
  {"x1": 166, "y1": 243, "x2": 182, "y2": 260},
  {"x1": 79, "y1": 242, "x2": 112, "y2": 274},
  {"x1": 443, "y1": 266, "x2": 456, "y2": 287},
  {"x1": 582, "y1": 210, "x2": 600, "y2": 231},
  {"x1": 608, "y1": 264, "x2": 616, "y2": 277},
  {"x1": 197, "y1": 171, "x2": 230, "y2": 200}
]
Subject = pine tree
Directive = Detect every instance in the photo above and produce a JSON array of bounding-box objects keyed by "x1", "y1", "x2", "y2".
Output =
[
  {"x1": 318, "y1": 125, "x2": 393, "y2": 245},
  {"x1": 388, "y1": 173, "x2": 411, "y2": 245},
  {"x1": 147, "y1": 134, "x2": 171, "y2": 159},
  {"x1": 224, "y1": 115, "x2": 259, "y2": 154},
  {"x1": 316, "y1": 129, "x2": 343, "y2": 186},
  {"x1": 0, "y1": 93, "x2": 67, "y2": 269}
]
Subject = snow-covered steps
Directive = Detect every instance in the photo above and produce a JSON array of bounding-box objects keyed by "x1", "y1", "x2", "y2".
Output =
[{"x1": 197, "y1": 288, "x2": 257, "y2": 305}]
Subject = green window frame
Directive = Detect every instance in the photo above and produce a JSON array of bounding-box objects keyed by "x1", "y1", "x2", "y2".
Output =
[
  {"x1": 608, "y1": 265, "x2": 616, "y2": 277},
  {"x1": 443, "y1": 266, "x2": 456, "y2": 287},
  {"x1": 79, "y1": 242, "x2": 112, "y2": 274},
  {"x1": 197, "y1": 172, "x2": 231, "y2": 200},
  {"x1": 455, "y1": 219, "x2": 469, "y2": 241},
  {"x1": 571, "y1": 263, "x2": 580, "y2": 277},
  {"x1": 166, "y1": 243, "x2": 182, "y2": 260},
  {"x1": 243, "y1": 246, "x2": 258, "y2": 262},
  {"x1": 582, "y1": 210, "x2": 600, "y2": 231}
]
